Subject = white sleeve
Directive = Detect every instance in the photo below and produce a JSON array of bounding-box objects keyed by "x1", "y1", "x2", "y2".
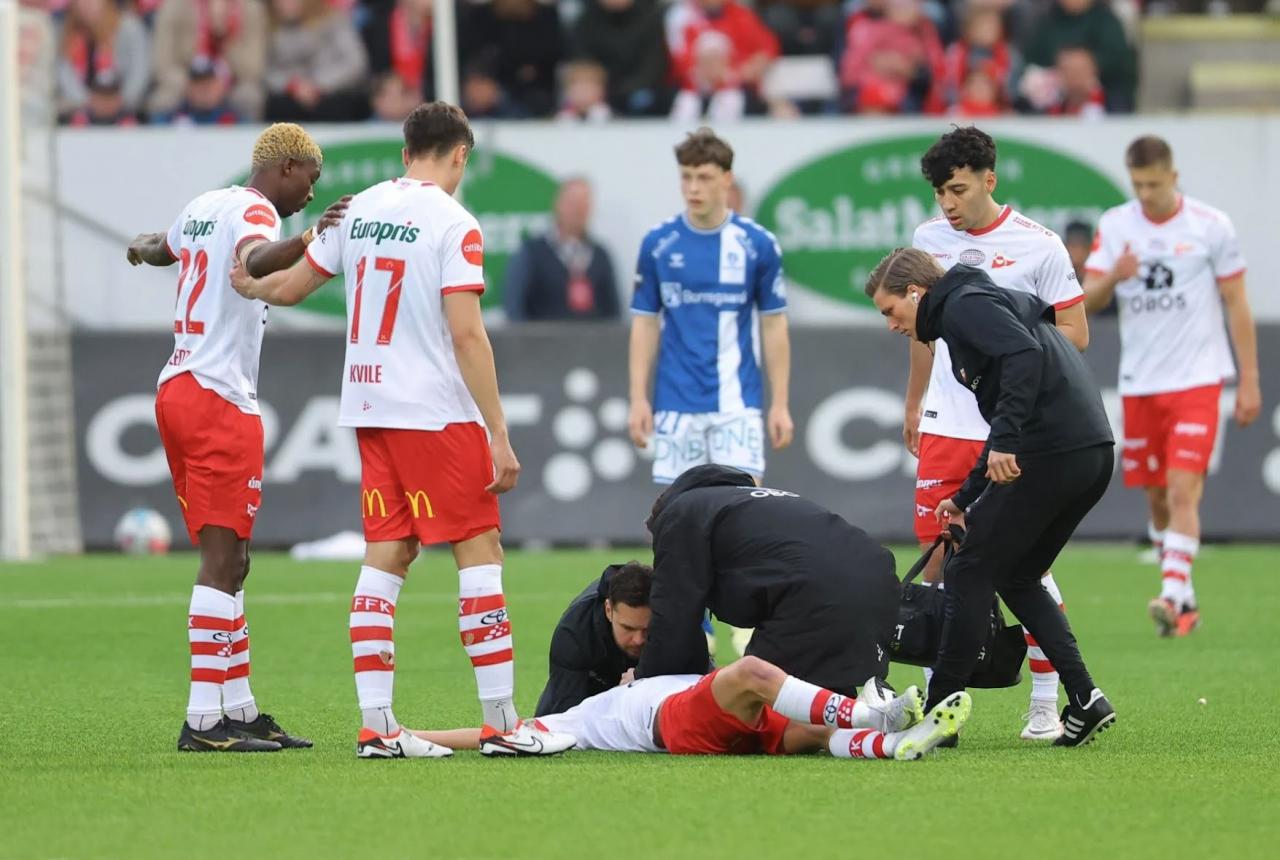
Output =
[
  {"x1": 164, "y1": 208, "x2": 185, "y2": 260},
  {"x1": 440, "y1": 216, "x2": 486, "y2": 296},
  {"x1": 1209, "y1": 212, "x2": 1247, "y2": 280},
  {"x1": 1084, "y1": 211, "x2": 1121, "y2": 276},
  {"x1": 304, "y1": 222, "x2": 343, "y2": 278},
  {"x1": 1036, "y1": 234, "x2": 1085, "y2": 310}
]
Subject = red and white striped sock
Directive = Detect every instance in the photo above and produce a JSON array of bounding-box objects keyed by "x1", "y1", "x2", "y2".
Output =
[
  {"x1": 1026, "y1": 572, "x2": 1066, "y2": 703},
  {"x1": 351, "y1": 566, "x2": 402, "y2": 735},
  {"x1": 222, "y1": 589, "x2": 259, "y2": 723},
  {"x1": 458, "y1": 564, "x2": 518, "y2": 732},
  {"x1": 1161, "y1": 532, "x2": 1199, "y2": 608},
  {"x1": 187, "y1": 585, "x2": 235, "y2": 731},
  {"x1": 772, "y1": 675, "x2": 862, "y2": 729},
  {"x1": 829, "y1": 728, "x2": 894, "y2": 759},
  {"x1": 1148, "y1": 521, "x2": 1165, "y2": 558}
]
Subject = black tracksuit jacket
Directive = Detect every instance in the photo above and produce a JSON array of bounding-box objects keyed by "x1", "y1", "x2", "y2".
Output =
[
  {"x1": 917, "y1": 265, "x2": 1114, "y2": 509},
  {"x1": 635, "y1": 465, "x2": 900, "y2": 696}
]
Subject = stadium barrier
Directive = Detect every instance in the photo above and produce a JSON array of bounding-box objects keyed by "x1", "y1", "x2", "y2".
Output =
[
  {"x1": 55, "y1": 116, "x2": 1280, "y2": 328},
  {"x1": 73, "y1": 320, "x2": 1280, "y2": 548}
]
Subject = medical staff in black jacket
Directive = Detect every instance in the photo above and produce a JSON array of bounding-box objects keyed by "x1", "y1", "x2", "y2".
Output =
[
  {"x1": 534, "y1": 561, "x2": 713, "y2": 716},
  {"x1": 635, "y1": 464, "x2": 900, "y2": 697},
  {"x1": 866, "y1": 248, "x2": 1116, "y2": 747}
]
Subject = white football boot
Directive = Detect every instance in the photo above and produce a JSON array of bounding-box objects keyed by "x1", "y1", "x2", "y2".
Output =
[
  {"x1": 852, "y1": 677, "x2": 925, "y2": 732},
  {"x1": 357, "y1": 728, "x2": 453, "y2": 759},
  {"x1": 479, "y1": 720, "x2": 576, "y2": 757},
  {"x1": 891, "y1": 692, "x2": 972, "y2": 761},
  {"x1": 1020, "y1": 699, "x2": 1064, "y2": 740}
]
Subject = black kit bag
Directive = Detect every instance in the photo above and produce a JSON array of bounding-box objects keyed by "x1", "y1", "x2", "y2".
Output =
[{"x1": 889, "y1": 525, "x2": 1026, "y2": 689}]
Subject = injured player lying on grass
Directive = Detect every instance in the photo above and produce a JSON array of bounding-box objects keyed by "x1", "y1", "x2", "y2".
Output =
[{"x1": 411, "y1": 656, "x2": 971, "y2": 760}]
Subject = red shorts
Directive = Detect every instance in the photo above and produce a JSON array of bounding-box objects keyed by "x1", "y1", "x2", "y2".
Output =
[
  {"x1": 656, "y1": 671, "x2": 790, "y2": 756},
  {"x1": 357, "y1": 424, "x2": 501, "y2": 545},
  {"x1": 1121, "y1": 383, "x2": 1222, "y2": 488},
  {"x1": 913, "y1": 433, "x2": 986, "y2": 544},
  {"x1": 154, "y1": 372, "x2": 264, "y2": 545}
]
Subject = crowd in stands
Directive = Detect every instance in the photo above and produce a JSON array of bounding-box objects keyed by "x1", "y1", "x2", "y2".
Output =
[{"x1": 46, "y1": 0, "x2": 1159, "y2": 126}]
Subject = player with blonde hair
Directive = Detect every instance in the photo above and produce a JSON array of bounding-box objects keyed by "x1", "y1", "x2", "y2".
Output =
[{"x1": 127, "y1": 123, "x2": 348, "y2": 752}]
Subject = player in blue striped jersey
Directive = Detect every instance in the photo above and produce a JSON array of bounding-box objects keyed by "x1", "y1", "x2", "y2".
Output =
[{"x1": 628, "y1": 129, "x2": 793, "y2": 487}]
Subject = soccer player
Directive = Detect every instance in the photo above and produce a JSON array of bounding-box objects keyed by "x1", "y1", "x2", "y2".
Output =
[
  {"x1": 905, "y1": 126, "x2": 1089, "y2": 742},
  {"x1": 535, "y1": 561, "x2": 712, "y2": 716},
  {"x1": 1083, "y1": 135, "x2": 1261, "y2": 637},
  {"x1": 628, "y1": 128, "x2": 792, "y2": 657},
  {"x1": 414, "y1": 656, "x2": 972, "y2": 762},
  {"x1": 228, "y1": 102, "x2": 575, "y2": 759},
  {"x1": 126, "y1": 123, "x2": 345, "y2": 752}
]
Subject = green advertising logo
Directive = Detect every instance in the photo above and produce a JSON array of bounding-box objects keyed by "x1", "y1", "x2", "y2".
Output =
[
  {"x1": 241, "y1": 140, "x2": 558, "y2": 315},
  {"x1": 756, "y1": 135, "x2": 1127, "y2": 308}
]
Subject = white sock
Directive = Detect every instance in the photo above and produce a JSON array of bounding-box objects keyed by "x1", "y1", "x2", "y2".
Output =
[
  {"x1": 1161, "y1": 532, "x2": 1199, "y2": 608},
  {"x1": 187, "y1": 585, "x2": 236, "y2": 731},
  {"x1": 1148, "y1": 521, "x2": 1165, "y2": 555},
  {"x1": 351, "y1": 566, "x2": 403, "y2": 734},
  {"x1": 828, "y1": 728, "x2": 895, "y2": 759},
  {"x1": 1027, "y1": 572, "x2": 1065, "y2": 704},
  {"x1": 459, "y1": 564, "x2": 518, "y2": 731},
  {"x1": 222, "y1": 590, "x2": 259, "y2": 723},
  {"x1": 773, "y1": 676, "x2": 863, "y2": 729}
]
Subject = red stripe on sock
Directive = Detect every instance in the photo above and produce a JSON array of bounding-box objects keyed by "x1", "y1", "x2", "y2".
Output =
[
  {"x1": 810, "y1": 692, "x2": 829, "y2": 725},
  {"x1": 458, "y1": 594, "x2": 506, "y2": 616},
  {"x1": 872, "y1": 732, "x2": 886, "y2": 759},
  {"x1": 225, "y1": 663, "x2": 250, "y2": 680},
  {"x1": 1029, "y1": 658, "x2": 1055, "y2": 674},
  {"x1": 1024, "y1": 632, "x2": 1039, "y2": 647},
  {"x1": 353, "y1": 654, "x2": 395, "y2": 673},
  {"x1": 460, "y1": 621, "x2": 511, "y2": 646},
  {"x1": 850, "y1": 729, "x2": 870, "y2": 758},
  {"x1": 469, "y1": 648, "x2": 513, "y2": 667},
  {"x1": 188, "y1": 614, "x2": 234, "y2": 631},
  {"x1": 190, "y1": 641, "x2": 232, "y2": 657},
  {"x1": 191, "y1": 668, "x2": 226, "y2": 684},
  {"x1": 230, "y1": 638, "x2": 249, "y2": 655},
  {"x1": 349, "y1": 625, "x2": 394, "y2": 642},
  {"x1": 232, "y1": 615, "x2": 245, "y2": 630},
  {"x1": 1162, "y1": 571, "x2": 1189, "y2": 583}
]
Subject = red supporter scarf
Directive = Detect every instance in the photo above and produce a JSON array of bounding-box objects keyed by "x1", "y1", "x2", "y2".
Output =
[
  {"x1": 390, "y1": 6, "x2": 429, "y2": 88},
  {"x1": 194, "y1": 0, "x2": 242, "y2": 63}
]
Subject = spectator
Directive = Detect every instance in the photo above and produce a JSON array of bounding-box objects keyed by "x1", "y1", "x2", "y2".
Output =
[
  {"x1": 459, "y1": 52, "x2": 527, "y2": 119},
  {"x1": 459, "y1": 0, "x2": 564, "y2": 118},
  {"x1": 670, "y1": 30, "x2": 750, "y2": 121},
  {"x1": 1051, "y1": 45, "x2": 1106, "y2": 117},
  {"x1": 756, "y1": 0, "x2": 843, "y2": 57},
  {"x1": 942, "y1": 3, "x2": 1011, "y2": 109},
  {"x1": 361, "y1": 0, "x2": 435, "y2": 102},
  {"x1": 1021, "y1": 0, "x2": 1135, "y2": 112},
  {"x1": 56, "y1": 0, "x2": 150, "y2": 122},
  {"x1": 840, "y1": 0, "x2": 945, "y2": 114},
  {"x1": 665, "y1": 0, "x2": 780, "y2": 94},
  {"x1": 951, "y1": 66, "x2": 1004, "y2": 116},
  {"x1": 149, "y1": 0, "x2": 268, "y2": 122},
  {"x1": 166, "y1": 56, "x2": 243, "y2": 124},
  {"x1": 264, "y1": 0, "x2": 369, "y2": 121},
  {"x1": 66, "y1": 68, "x2": 139, "y2": 126},
  {"x1": 504, "y1": 178, "x2": 620, "y2": 322},
  {"x1": 572, "y1": 0, "x2": 669, "y2": 116},
  {"x1": 369, "y1": 70, "x2": 420, "y2": 122},
  {"x1": 557, "y1": 60, "x2": 614, "y2": 122}
]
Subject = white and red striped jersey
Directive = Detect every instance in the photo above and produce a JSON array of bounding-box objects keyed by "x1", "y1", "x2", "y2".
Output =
[
  {"x1": 1085, "y1": 195, "x2": 1245, "y2": 396},
  {"x1": 912, "y1": 206, "x2": 1084, "y2": 441},
  {"x1": 305, "y1": 178, "x2": 485, "y2": 431},
  {"x1": 157, "y1": 186, "x2": 281, "y2": 415}
]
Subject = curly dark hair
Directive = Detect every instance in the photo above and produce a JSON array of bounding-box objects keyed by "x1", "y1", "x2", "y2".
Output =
[{"x1": 919, "y1": 126, "x2": 997, "y2": 189}]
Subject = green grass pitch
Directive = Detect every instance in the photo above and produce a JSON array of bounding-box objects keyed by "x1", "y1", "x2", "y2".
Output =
[{"x1": 3, "y1": 544, "x2": 1279, "y2": 859}]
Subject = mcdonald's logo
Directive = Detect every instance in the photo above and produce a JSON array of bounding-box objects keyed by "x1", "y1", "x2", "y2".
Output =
[
  {"x1": 362, "y1": 489, "x2": 387, "y2": 518},
  {"x1": 404, "y1": 490, "x2": 435, "y2": 519}
]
